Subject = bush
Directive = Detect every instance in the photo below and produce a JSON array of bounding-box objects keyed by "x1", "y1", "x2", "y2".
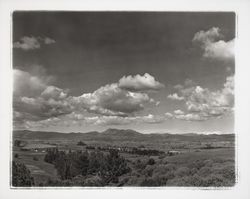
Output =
[
  {"x1": 197, "y1": 166, "x2": 212, "y2": 177},
  {"x1": 14, "y1": 140, "x2": 22, "y2": 147},
  {"x1": 188, "y1": 160, "x2": 205, "y2": 170},
  {"x1": 33, "y1": 156, "x2": 39, "y2": 161},
  {"x1": 84, "y1": 175, "x2": 104, "y2": 186},
  {"x1": 140, "y1": 177, "x2": 159, "y2": 186},
  {"x1": 12, "y1": 161, "x2": 34, "y2": 187},
  {"x1": 175, "y1": 167, "x2": 190, "y2": 177},
  {"x1": 142, "y1": 165, "x2": 155, "y2": 177},
  {"x1": 203, "y1": 159, "x2": 214, "y2": 167},
  {"x1": 77, "y1": 141, "x2": 86, "y2": 146},
  {"x1": 217, "y1": 165, "x2": 235, "y2": 181},
  {"x1": 202, "y1": 174, "x2": 225, "y2": 186},
  {"x1": 134, "y1": 159, "x2": 147, "y2": 171},
  {"x1": 147, "y1": 158, "x2": 156, "y2": 165}
]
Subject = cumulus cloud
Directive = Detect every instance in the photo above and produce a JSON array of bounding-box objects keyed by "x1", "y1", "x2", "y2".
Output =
[
  {"x1": 44, "y1": 37, "x2": 56, "y2": 44},
  {"x1": 175, "y1": 113, "x2": 207, "y2": 121},
  {"x1": 13, "y1": 69, "x2": 72, "y2": 124},
  {"x1": 167, "y1": 93, "x2": 184, "y2": 101},
  {"x1": 41, "y1": 86, "x2": 68, "y2": 100},
  {"x1": 71, "y1": 83, "x2": 153, "y2": 117},
  {"x1": 167, "y1": 75, "x2": 234, "y2": 121},
  {"x1": 14, "y1": 95, "x2": 73, "y2": 122},
  {"x1": 13, "y1": 69, "x2": 53, "y2": 98},
  {"x1": 192, "y1": 27, "x2": 234, "y2": 61},
  {"x1": 165, "y1": 112, "x2": 174, "y2": 118},
  {"x1": 118, "y1": 73, "x2": 164, "y2": 91},
  {"x1": 13, "y1": 36, "x2": 55, "y2": 50},
  {"x1": 174, "y1": 109, "x2": 184, "y2": 115},
  {"x1": 13, "y1": 69, "x2": 161, "y2": 129},
  {"x1": 166, "y1": 111, "x2": 207, "y2": 121},
  {"x1": 85, "y1": 114, "x2": 165, "y2": 126}
]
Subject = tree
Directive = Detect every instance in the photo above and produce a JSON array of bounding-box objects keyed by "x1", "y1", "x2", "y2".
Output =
[
  {"x1": 14, "y1": 140, "x2": 22, "y2": 147},
  {"x1": 100, "y1": 150, "x2": 131, "y2": 184},
  {"x1": 77, "y1": 141, "x2": 86, "y2": 146},
  {"x1": 147, "y1": 158, "x2": 156, "y2": 165},
  {"x1": 75, "y1": 151, "x2": 89, "y2": 176},
  {"x1": 12, "y1": 161, "x2": 34, "y2": 187}
]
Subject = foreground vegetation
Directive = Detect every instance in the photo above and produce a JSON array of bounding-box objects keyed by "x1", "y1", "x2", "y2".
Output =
[{"x1": 13, "y1": 148, "x2": 235, "y2": 187}]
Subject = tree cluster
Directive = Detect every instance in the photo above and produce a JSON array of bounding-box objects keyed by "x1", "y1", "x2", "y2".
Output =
[{"x1": 44, "y1": 149, "x2": 131, "y2": 185}]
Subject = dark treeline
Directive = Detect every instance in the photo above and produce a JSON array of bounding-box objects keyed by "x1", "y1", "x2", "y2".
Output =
[
  {"x1": 93, "y1": 146, "x2": 165, "y2": 156},
  {"x1": 44, "y1": 148, "x2": 130, "y2": 185}
]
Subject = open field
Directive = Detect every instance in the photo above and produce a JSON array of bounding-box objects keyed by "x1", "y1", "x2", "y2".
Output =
[{"x1": 13, "y1": 147, "x2": 59, "y2": 185}]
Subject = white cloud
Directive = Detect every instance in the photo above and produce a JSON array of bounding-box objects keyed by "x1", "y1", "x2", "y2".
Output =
[
  {"x1": 13, "y1": 69, "x2": 161, "y2": 129},
  {"x1": 167, "y1": 93, "x2": 184, "y2": 101},
  {"x1": 175, "y1": 113, "x2": 207, "y2": 121},
  {"x1": 174, "y1": 109, "x2": 184, "y2": 115},
  {"x1": 72, "y1": 83, "x2": 152, "y2": 117},
  {"x1": 44, "y1": 37, "x2": 56, "y2": 44},
  {"x1": 166, "y1": 111, "x2": 206, "y2": 121},
  {"x1": 85, "y1": 114, "x2": 165, "y2": 126},
  {"x1": 118, "y1": 73, "x2": 164, "y2": 91},
  {"x1": 14, "y1": 95, "x2": 72, "y2": 121},
  {"x1": 193, "y1": 27, "x2": 221, "y2": 44},
  {"x1": 13, "y1": 36, "x2": 40, "y2": 50},
  {"x1": 155, "y1": 101, "x2": 160, "y2": 106},
  {"x1": 193, "y1": 27, "x2": 234, "y2": 61},
  {"x1": 165, "y1": 112, "x2": 174, "y2": 118},
  {"x1": 14, "y1": 36, "x2": 55, "y2": 50},
  {"x1": 41, "y1": 86, "x2": 68, "y2": 100},
  {"x1": 13, "y1": 69, "x2": 49, "y2": 98},
  {"x1": 167, "y1": 75, "x2": 234, "y2": 121},
  {"x1": 203, "y1": 39, "x2": 234, "y2": 60},
  {"x1": 13, "y1": 69, "x2": 72, "y2": 123}
]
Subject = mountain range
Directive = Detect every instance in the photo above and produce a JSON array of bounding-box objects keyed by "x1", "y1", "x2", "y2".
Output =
[{"x1": 13, "y1": 128, "x2": 234, "y2": 142}]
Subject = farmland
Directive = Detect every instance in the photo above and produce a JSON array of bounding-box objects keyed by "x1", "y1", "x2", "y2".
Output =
[{"x1": 12, "y1": 129, "x2": 235, "y2": 187}]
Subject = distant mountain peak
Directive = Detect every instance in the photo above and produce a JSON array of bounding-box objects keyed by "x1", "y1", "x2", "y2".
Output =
[{"x1": 102, "y1": 128, "x2": 141, "y2": 136}]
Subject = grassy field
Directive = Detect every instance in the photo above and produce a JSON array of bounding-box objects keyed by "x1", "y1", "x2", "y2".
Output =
[{"x1": 13, "y1": 147, "x2": 59, "y2": 185}]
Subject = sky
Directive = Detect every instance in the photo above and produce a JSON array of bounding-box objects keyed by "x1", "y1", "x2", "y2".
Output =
[{"x1": 13, "y1": 12, "x2": 235, "y2": 134}]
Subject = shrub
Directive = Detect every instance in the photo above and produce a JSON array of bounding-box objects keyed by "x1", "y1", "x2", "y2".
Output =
[
  {"x1": 134, "y1": 159, "x2": 147, "y2": 171},
  {"x1": 142, "y1": 165, "x2": 155, "y2": 177},
  {"x1": 147, "y1": 158, "x2": 156, "y2": 165},
  {"x1": 175, "y1": 167, "x2": 190, "y2": 177},
  {"x1": 12, "y1": 161, "x2": 34, "y2": 187},
  {"x1": 77, "y1": 141, "x2": 86, "y2": 146},
  {"x1": 125, "y1": 176, "x2": 143, "y2": 186},
  {"x1": 197, "y1": 166, "x2": 212, "y2": 177},
  {"x1": 190, "y1": 168, "x2": 198, "y2": 175},
  {"x1": 140, "y1": 177, "x2": 159, "y2": 186},
  {"x1": 33, "y1": 156, "x2": 39, "y2": 161},
  {"x1": 188, "y1": 160, "x2": 205, "y2": 170},
  {"x1": 203, "y1": 159, "x2": 214, "y2": 167},
  {"x1": 217, "y1": 165, "x2": 235, "y2": 181},
  {"x1": 14, "y1": 140, "x2": 22, "y2": 147},
  {"x1": 84, "y1": 175, "x2": 104, "y2": 186},
  {"x1": 202, "y1": 174, "x2": 225, "y2": 187}
]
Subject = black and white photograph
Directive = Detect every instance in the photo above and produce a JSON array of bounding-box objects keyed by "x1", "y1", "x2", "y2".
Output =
[
  {"x1": 11, "y1": 11, "x2": 236, "y2": 187},
  {"x1": 1, "y1": 0, "x2": 250, "y2": 198}
]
